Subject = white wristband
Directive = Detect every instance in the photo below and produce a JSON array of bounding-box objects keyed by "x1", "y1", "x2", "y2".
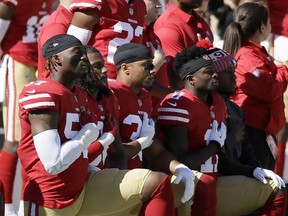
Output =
[
  {"x1": 137, "y1": 136, "x2": 153, "y2": 150},
  {"x1": 98, "y1": 132, "x2": 115, "y2": 148},
  {"x1": 67, "y1": 24, "x2": 92, "y2": 45}
]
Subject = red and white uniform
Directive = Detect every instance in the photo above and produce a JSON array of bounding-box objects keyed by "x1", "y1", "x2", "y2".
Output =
[
  {"x1": 1, "y1": 0, "x2": 53, "y2": 66},
  {"x1": 142, "y1": 24, "x2": 169, "y2": 117},
  {"x1": 37, "y1": 4, "x2": 73, "y2": 78},
  {"x1": 18, "y1": 79, "x2": 89, "y2": 209},
  {"x1": 157, "y1": 89, "x2": 227, "y2": 177},
  {"x1": 83, "y1": 90, "x2": 119, "y2": 170},
  {"x1": 70, "y1": 0, "x2": 146, "y2": 78},
  {"x1": 231, "y1": 40, "x2": 288, "y2": 135},
  {"x1": 154, "y1": 3, "x2": 213, "y2": 60},
  {"x1": 108, "y1": 79, "x2": 152, "y2": 169}
]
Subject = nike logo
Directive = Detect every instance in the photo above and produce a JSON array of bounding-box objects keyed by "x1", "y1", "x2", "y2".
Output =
[
  {"x1": 26, "y1": 89, "x2": 36, "y2": 94},
  {"x1": 167, "y1": 102, "x2": 177, "y2": 107}
]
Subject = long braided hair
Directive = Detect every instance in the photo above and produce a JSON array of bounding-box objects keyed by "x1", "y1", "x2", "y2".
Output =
[{"x1": 75, "y1": 46, "x2": 111, "y2": 100}]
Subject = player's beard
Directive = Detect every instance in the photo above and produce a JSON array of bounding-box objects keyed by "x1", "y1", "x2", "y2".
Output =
[{"x1": 142, "y1": 79, "x2": 154, "y2": 91}]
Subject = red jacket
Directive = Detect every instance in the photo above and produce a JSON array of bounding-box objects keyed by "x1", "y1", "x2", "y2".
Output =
[{"x1": 231, "y1": 40, "x2": 288, "y2": 134}]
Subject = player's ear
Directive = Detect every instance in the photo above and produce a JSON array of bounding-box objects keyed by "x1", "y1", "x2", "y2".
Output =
[
  {"x1": 122, "y1": 63, "x2": 130, "y2": 75},
  {"x1": 186, "y1": 74, "x2": 195, "y2": 86}
]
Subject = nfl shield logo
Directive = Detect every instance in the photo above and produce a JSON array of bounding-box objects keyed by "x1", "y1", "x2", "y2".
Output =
[
  {"x1": 129, "y1": 8, "x2": 134, "y2": 15},
  {"x1": 210, "y1": 111, "x2": 215, "y2": 119},
  {"x1": 98, "y1": 105, "x2": 104, "y2": 112},
  {"x1": 138, "y1": 99, "x2": 142, "y2": 107}
]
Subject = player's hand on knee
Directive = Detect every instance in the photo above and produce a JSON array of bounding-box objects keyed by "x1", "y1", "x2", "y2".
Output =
[
  {"x1": 173, "y1": 164, "x2": 195, "y2": 204},
  {"x1": 137, "y1": 113, "x2": 155, "y2": 150},
  {"x1": 209, "y1": 120, "x2": 227, "y2": 148},
  {"x1": 253, "y1": 167, "x2": 285, "y2": 189}
]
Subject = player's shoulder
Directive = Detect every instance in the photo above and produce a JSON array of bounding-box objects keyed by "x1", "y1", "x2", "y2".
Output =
[
  {"x1": 20, "y1": 79, "x2": 69, "y2": 98},
  {"x1": 108, "y1": 79, "x2": 126, "y2": 91},
  {"x1": 160, "y1": 90, "x2": 192, "y2": 109}
]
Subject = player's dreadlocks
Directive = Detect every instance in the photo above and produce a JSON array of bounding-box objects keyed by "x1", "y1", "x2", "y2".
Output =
[{"x1": 75, "y1": 46, "x2": 111, "y2": 100}]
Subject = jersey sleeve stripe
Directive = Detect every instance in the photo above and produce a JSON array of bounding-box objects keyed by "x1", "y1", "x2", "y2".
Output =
[
  {"x1": 70, "y1": 2, "x2": 101, "y2": 10},
  {"x1": 19, "y1": 93, "x2": 51, "y2": 103},
  {"x1": 158, "y1": 115, "x2": 189, "y2": 123},
  {"x1": 23, "y1": 102, "x2": 56, "y2": 109},
  {"x1": 158, "y1": 107, "x2": 189, "y2": 114}
]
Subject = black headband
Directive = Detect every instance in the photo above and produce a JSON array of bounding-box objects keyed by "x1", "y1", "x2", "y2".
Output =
[
  {"x1": 178, "y1": 56, "x2": 213, "y2": 80},
  {"x1": 42, "y1": 34, "x2": 83, "y2": 60},
  {"x1": 114, "y1": 43, "x2": 152, "y2": 68}
]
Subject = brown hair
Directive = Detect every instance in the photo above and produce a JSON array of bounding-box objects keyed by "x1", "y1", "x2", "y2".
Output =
[{"x1": 222, "y1": 2, "x2": 269, "y2": 56}]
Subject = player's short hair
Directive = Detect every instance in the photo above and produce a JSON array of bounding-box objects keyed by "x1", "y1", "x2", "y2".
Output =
[
  {"x1": 114, "y1": 43, "x2": 152, "y2": 70},
  {"x1": 42, "y1": 34, "x2": 82, "y2": 60}
]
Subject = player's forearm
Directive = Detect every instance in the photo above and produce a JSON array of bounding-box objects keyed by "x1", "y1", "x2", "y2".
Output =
[
  {"x1": 122, "y1": 141, "x2": 142, "y2": 160},
  {"x1": 109, "y1": 137, "x2": 127, "y2": 169},
  {"x1": 178, "y1": 142, "x2": 219, "y2": 170}
]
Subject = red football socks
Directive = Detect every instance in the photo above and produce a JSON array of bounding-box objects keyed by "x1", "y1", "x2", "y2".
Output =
[{"x1": 0, "y1": 150, "x2": 18, "y2": 203}]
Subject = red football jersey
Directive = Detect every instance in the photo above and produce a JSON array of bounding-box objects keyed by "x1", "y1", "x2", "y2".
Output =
[
  {"x1": 83, "y1": 90, "x2": 119, "y2": 169},
  {"x1": 37, "y1": 4, "x2": 73, "y2": 78},
  {"x1": 1, "y1": 0, "x2": 54, "y2": 67},
  {"x1": 70, "y1": 0, "x2": 146, "y2": 78},
  {"x1": 18, "y1": 79, "x2": 89, "y2": 209},
  {"x1": 108, "y1": 79, "x2": 152, "y2": 169},
  {"x1": 157, "y1": 89, "x2": 227, "y2": 176}
]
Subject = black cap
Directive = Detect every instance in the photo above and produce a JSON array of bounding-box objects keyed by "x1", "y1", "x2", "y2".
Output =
[
  {"x1": 113, "y1": 43, "x2": 152, "y2": 68},
  {"x1": 42, "y1": 34, "x2": 83, "y2": 60}
]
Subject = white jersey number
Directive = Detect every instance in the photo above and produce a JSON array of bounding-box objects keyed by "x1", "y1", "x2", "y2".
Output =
[
  {"x1": 107, "y1": 21, "x2": 143, "y2": 63},
  {"x1": 22, "y1": 15, "x2": 49, "y2": 43}
]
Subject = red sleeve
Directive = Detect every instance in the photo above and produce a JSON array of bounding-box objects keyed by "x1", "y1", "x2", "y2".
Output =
[
  {"x1": 157, "y1": 94, "x2": 192, "y2": 129},
  {"x1": 2, "y1": 0, "x2": 17, "y2": 8},
  {"x1": 70, "y1": 0, "x2": 103, "y2": 14},
  {"x1": 19, "y1": 81, "x2": 59, "y2": 113},
  {"x1": 235, "y1": 51, "x2": 288, "y2": 102},
  {"x1": 88, "y1": 141, "x2": 103, "y2": 163}
]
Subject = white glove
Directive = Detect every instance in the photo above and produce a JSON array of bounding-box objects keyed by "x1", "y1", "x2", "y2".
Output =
[
  {"x1": 173, "y1": 164, "x2": 195, "y2": 204},
  {"x1": 209, "y1": 120, "x2": 227, "y2": 148},
  {"x1": 98, "y1": 132, "x2": 115, "y2": 148},
  {"x1": 253, "y1": 167, "x2": 285, "y2": 189},
  {"x1": 137, "y1": 113, "x2": 155, "y2": 150},
  {"x1": 74, "y1": 123, "x2": 99, "y2": 148}
]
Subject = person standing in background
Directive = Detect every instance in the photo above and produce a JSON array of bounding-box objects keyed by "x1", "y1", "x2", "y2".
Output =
[
  {"x1": 0, "y1": 0, "x2": 54, "y2": 215},
  {"x1": 223, "y1": 2, "x2": 288, "y2": 170},
  {"x1": 154, "y1": 0, "x2": 213, "y2": 90}
]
